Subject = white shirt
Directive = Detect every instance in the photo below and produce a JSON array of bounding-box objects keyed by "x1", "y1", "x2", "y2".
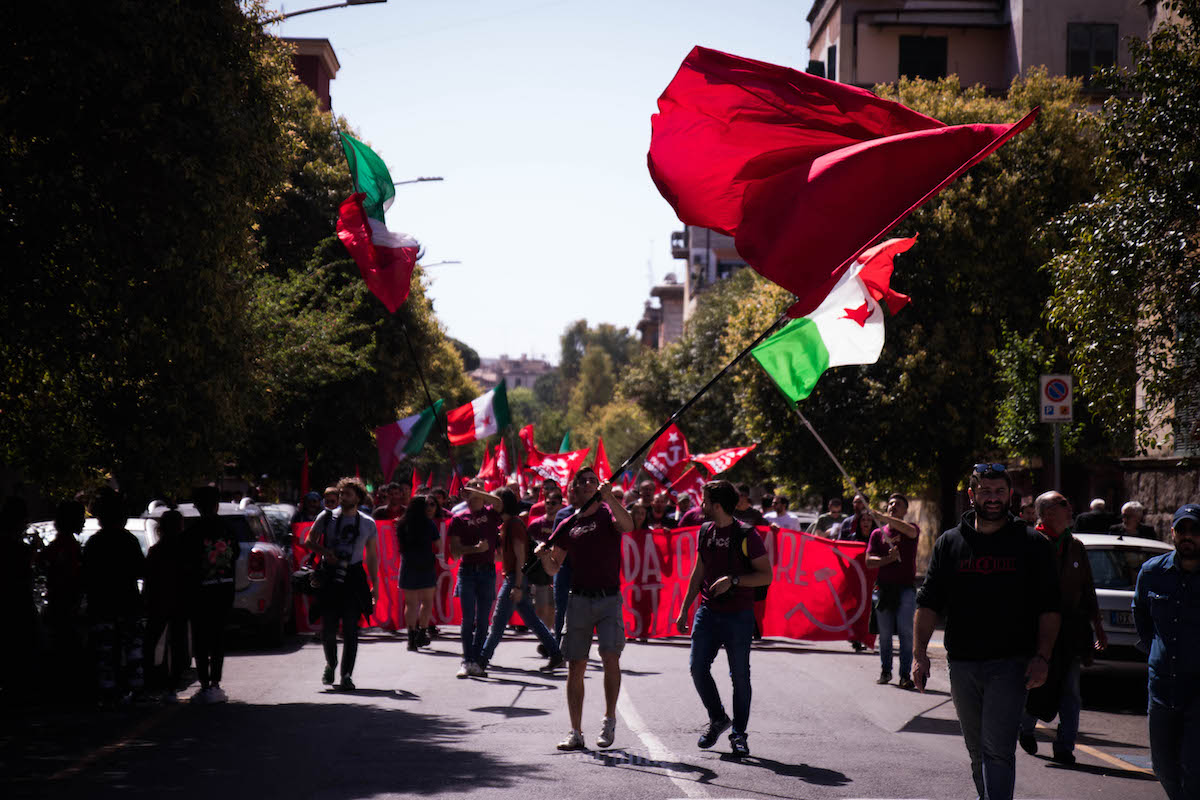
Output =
[{"x1": 764, "y1": 510, "x2": 805, "y2": 531}]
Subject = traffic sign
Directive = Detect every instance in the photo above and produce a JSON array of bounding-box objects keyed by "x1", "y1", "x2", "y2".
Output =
[{"x1": 1039, "y1": 374, "x2": 1073, "y2": 423}]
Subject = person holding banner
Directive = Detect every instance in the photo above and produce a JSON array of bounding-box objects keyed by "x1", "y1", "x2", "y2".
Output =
[
  {"x1": 536, "y1": 468, "x2": 634, "y2": 751},
  {"x1": 449, "y1": 482, "x2": 502, "y2": 678},
  {"x1": 675, "y1": 480, "x2": 773, "y2": 758}
]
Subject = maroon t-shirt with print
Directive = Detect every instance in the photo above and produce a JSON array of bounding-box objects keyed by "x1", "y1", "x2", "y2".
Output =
[
  {"x1": 548, "y1": 505, "x2": 622, "y2": 591},
  {"x1": 867, "y1": 523, "x2": 919, "y2": 586},
  {"x1": 699, "y1": 521, "x2": 766, "y2": 613},
  {"x1": 449, "y1": 507, "x2": 501, "y2": 567}
]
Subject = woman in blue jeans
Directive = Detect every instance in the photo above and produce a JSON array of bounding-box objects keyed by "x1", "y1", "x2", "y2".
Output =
[{"x1": 448, "y1": 484, "x2": 502, "y2": 678}]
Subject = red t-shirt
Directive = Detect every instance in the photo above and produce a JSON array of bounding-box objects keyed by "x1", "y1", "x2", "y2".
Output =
[
  {"x1": 699, "y1": 521, "x2": 766, "y2": 612},
  {"x1": 449, "y1": 507, "x2": 502, "y2": 567},
  {"x1": 500, "y1": 517, "x2": 529, "y2": 576},
  {"x1": 527, "y1": 514, "x2": 551, "y2": 543},
  {"x1": 548, "y1": 505, "x2": 622, "y2": 591},
  {"x1": 867, "y1": 523, "x2": 919, "y2": 586}
]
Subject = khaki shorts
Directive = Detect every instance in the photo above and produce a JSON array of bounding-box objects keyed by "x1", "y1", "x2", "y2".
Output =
[{"x1": 563, "y1": 592, "x2": 625, "y2": 661}]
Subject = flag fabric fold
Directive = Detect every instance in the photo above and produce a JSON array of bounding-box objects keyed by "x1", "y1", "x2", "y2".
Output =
[
  {"x1": 375, "y1": 400, "x2": 444, "y2": 481},
  {"x1": 519, "y1": 424, "x2": 544, "y2": 468},
  {"x1": 446, "y1": 380, "x2": 511, "y2": 446},
  {"x1": 691, "y1": 444, "x2": 757, "y2": 476},
  {"x1": 642, "y1": 424, "x2": 692, "y2": 489},
  {"x1": 530, "y1": 448, "x2": 591, "y2": 488},
  {"x1": 594, "y1": 437, "x2": 612, "y2": 482},
  {"x1": 336, "y1": 133, "x2": 422, "y2": 314},
  {"x1": 648, "y1": 46, "x2": 1037, "y2": 314}
]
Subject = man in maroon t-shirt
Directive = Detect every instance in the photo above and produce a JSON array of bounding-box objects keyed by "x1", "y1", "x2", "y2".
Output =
[
  {"x1": 537, "y1": 467, "x2": 634, "y2": 751},
  {"x1": 865, "y1": 492, "x2": 921, "y2": 689},
  {"x1": 448, "y1": 483, "x2": 502, "y2": 678},
  {"x1": 675, "y1": 480, "x2": 773, "y2": 758}
]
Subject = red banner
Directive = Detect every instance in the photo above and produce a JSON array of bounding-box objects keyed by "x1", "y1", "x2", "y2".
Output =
[{"x1": 291, "y1": 522, "x2": 875, "y2": 644}]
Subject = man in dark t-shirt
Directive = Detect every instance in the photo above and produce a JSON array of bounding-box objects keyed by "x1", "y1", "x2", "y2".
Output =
[
  {"x1": 448, "y1": 482, "x2": 502, "y2": 678},
  {"x1": 865, "y1": 492, "x2": 921, "y2": 689},
  {"x1": 675, "y1": 480, "x2": 772, "y2": 758},
  {"x1": 914, "y1": 463, "x2": 1060, "y2": 800},
  {"x1": 537, "y1": 467, "x2": 634, "y2": 752}
]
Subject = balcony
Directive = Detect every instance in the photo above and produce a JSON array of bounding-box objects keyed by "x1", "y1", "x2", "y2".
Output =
[{"x1": 671, "y1": 230, "x2": 688, "y2": 259}]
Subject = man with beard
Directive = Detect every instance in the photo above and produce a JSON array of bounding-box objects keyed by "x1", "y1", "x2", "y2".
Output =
[
  {"x1": 305, "y1": 477, "x2": 380, "y2": 691},
  {"x1": 1134, "y1": 503, "x2": 1200, "y2": 800},
  {"x1": 913, "y1": 463, "x2": 1060, "y2": 800},
  {"x1": 536, "y1": 467, "x2": 634, "y2": 751}
]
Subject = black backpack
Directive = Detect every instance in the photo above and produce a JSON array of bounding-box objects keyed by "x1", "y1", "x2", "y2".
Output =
[{"x1": 700, "y1": 520, "x2": 769, "y2": 601}]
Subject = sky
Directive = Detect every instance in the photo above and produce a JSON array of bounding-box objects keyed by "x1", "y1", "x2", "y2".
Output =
[{"x1": 268, "y1": 0, "x2": 814, "y2": 364}]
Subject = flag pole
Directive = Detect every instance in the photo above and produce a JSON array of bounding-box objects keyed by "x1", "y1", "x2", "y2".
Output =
[
  {"x1": 793, "y1": 406, "x2": 858, "y2": 489},
  {"x1": 610, "y1": 307, "x2": 792, "y2": 479},
  {"x1": 398, "y1": 319, "x2": 460, "y2": 485}
]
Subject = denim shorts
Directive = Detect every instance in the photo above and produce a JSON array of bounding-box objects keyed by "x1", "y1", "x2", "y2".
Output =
[{"x1": 563, "y1": 592, "x2": 625, "y2": 661}]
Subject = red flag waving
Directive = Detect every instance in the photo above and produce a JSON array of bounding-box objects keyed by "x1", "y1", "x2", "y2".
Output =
[
  {"x1": 411, "y1": 469, "x2": 422, "y2": 496},
  {"x1": 531, "y1": 448, "x2": 591, "y2": 489},
  {"x1": 642, "y1": 424, "x2": 691, "y2": 489},
  {"x1": 425, "y1": 472, "x2": 434, "y2": 489},
  {"x1": 448, "y1": 469, "x2": 464, "y2": 497},
  {"x1": 648, "y1": 46, "x2": 1037, "y2": 315},
  {"x1": 495, "y1": 439, "x2": 510, "y2": 479},
  {"x1": 519, "y1": 424, "x2": 544, "y2": 467},
  {"x1": 594, "y1": 437, "x2": 613, "y2": 482},
  {"x1": 336, "y1": 193, "x2": 420, "y2": 314},
  {"x1": 691, "y1": 444, "x2": 757, "y2": 476},
  {"x1": 669, "y1": 466, "x2": 709, "y2": 508}
]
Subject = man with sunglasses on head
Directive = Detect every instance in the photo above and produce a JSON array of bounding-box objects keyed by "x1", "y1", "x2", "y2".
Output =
[
  {"x1": 536, "y1": 467, "x2": 634, "y2": 751},
  {"x1": 913, "y1": 463, "x2": 1060, "y2": 800},
  {"x1": 1133, "y1": 503, "x2": 1200, "y2": 800}
]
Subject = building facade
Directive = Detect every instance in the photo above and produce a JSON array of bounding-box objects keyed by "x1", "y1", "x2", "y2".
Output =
[
  {"x1": 469, "y1": 354, "x2": 554, "y2": 391},
  {"x1": 807, "y1": 0, "x2": 1160, "y2": 91}
]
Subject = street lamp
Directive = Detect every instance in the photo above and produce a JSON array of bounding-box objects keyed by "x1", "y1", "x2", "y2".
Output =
[
  {"x1": 275, "y1": 0, "x2": 386, "y2": 22},
  {"x1": 420, "y1": 260, "x2": 461, "y2": 268},
  {"x1": 393, "y1": 176, "x2": 444, "y2": 186}
]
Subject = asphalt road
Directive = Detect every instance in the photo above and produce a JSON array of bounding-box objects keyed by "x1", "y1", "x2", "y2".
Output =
[{"x1": 2, "y1": 630, "x2": 1164, "y2": 800}]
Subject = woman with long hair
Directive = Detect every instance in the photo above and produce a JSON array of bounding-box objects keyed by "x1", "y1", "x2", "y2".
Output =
[{"x1": 397, "y1": 494, "x2": 441, "y2": 651}]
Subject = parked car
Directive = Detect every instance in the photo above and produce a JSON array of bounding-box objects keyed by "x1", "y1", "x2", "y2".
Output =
[
  {"x1": 1077, "y1": 532, "x2": 1174, "y2": 658},
  {"x1": 143, "y1": 502, "x2": 293, "y2": 646}
]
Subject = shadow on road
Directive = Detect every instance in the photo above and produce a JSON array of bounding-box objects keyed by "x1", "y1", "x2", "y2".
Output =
[
  {"x1": 579, "y1": 747, "x2": 719, "y2": 783},
  {"x1": 718, "y1": 753, "x2": 852, "y2": 787},
  {"x1": 8, "y1": 701, "x2": 545, "y2": 800},
  {"x1": 1038, "y1": 756, "x2": 1159, "y2": 782}
]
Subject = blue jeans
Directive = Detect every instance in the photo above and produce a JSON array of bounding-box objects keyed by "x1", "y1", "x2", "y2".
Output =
[
  {"x1": 1020, "y1": 657, "x2": 1081, "y2": 752},
  {"x1": 553, "y1": 559, "x2": 573, "y2": 644},
  {"x1": 948, "y1": 657, "x2": 1027, "y2": 800},
  {"x1": 689, "y1": 605, "x2": 755, "y2": 734},
  {"x1": 480, "y1": 574, "x2": 561, "y2": 665},
  {"x1": 1148, "y1": 696, "x2": 1200, "y2": 800},
  {"x1": 876, "y1": 585, "x2": 915, "y2": 679},
  {"x1": 455, "y1": 564, "x2": 495, "y2": 663}
]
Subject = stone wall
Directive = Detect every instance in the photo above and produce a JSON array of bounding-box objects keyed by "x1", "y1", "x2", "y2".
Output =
[{"x1": 1122, "y1": 460, "x2": 1200, "y2": 541}]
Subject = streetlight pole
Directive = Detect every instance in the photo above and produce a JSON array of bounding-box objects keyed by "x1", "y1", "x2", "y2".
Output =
[
  {"x1": 393, "y1": 176, "x2": 444, "y2": 186},
  {"x1": 420, "y1": 260, "x2": 461, "y2": 268},
  {"x1": 273, "y1": 0, "x2": 386, "y2": 22}
]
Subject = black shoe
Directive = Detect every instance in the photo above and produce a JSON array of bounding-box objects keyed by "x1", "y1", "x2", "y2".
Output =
[
  {"x1": 1051, "y1": 746, "x2": 1075, "y2": 765},
  {"x1": 322, "y1": 665, "x2": 335, "y2": 685},
  {"x1": 898, "y1": 676, "x2": 916, "y2": 691},
  {"x1": 1019, "y1": 732, "x2": 1038, "y2": 756},
  {"x1": 537, "y1": 643, "x2": 549, "y2": 656},
  {"x1": 851, "y1": 640, "x2": 866, "y2": 652},
  {"x1": 339, "y1": 675, "x2": 355, "y2": 691},
  {"x1": 540, "y1": 653, "x2": 565, "y2": 672},
  {"x1": 698, "y1": 715, "x2": 732, "y2": 749},
  {"x1": 729, "y1": 731, "x2": 750, "y2": 757},
  {"x1": 426, "y1": 625, "x2": 439, "y2": 640},
  {"x1": 407, "y1": 629, "x2": 420, "y2": 651},
  {"x1": 876, "y1": 671, "x2": 892, "y2": 685}
]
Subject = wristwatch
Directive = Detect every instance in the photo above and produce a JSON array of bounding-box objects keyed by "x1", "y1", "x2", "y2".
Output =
[{"x1": 730, "y1": 575, "x2": 740, "y2": 587}]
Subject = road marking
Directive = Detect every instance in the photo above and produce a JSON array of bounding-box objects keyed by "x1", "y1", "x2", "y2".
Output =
[
  {"x1": 50, "y1": 704, "x2": 178, "y2": 781},
  {"x1": 1034, "y1": 722, "x2": 1153, "y2": 775},
  {"x1": 617, "y1": 689, "x2": 707, "y2": 799}
]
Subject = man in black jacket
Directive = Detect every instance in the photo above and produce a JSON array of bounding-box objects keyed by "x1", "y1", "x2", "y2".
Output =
[{"x1": 913, "y1": 463, "x2": 1060, "y2": 800}]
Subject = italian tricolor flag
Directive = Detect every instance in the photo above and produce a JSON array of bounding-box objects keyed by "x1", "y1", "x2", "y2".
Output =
[
  {"x1": 375, "y1": 400, "x2": 444, "y2": 481},
  {"x1": 752, "y1": 237, "x2": 914, "y2": 403},
  {"x1": 336, "y1": 132, "x2": 421, "y2": 314},
  {"x1": 446, "y1": 380, "x2": 511, "y2": 446}
]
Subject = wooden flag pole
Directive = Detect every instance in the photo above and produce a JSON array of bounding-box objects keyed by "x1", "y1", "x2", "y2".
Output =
[{"x1": 793, "y1": 406, "x2": 858, "y2": 489}]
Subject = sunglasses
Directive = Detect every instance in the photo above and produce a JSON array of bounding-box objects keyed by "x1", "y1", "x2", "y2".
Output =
[{"x1": 973, "y1": 463, "x2": 1007, "y2": 476}]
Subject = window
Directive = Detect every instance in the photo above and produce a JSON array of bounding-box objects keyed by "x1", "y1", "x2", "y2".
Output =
[
  {"x1": 826, "y1": 44, "x2": 837, "y2": 82},
  {"x1": 1087, "y1": 547, "x2": 1164, "y2": 590},
  {"x1": 898, "y1": 36, "x2": 947, "y2": 81},
  {"x1": 1067, "y1": 23, "x2": 1118, "y2": 86}
]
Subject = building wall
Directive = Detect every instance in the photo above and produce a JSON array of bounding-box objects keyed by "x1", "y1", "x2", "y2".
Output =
[
  {"x1": 1010, "y1": 0, "x2": 1151, "y2": 77},
  {"x1": 855, "y1": 24, "x2": 1009, "y2": 87}
]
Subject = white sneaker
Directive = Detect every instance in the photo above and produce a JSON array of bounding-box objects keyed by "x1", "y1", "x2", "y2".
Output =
[
  {"x1": 208, "y1": 686, "x2": 228, "y2": 704},
  {"x1": 456, "y1": 662, "x2": 470, "y2": 679},
  {"x1": 597, "y1": 716, "x2": 616, "y2": 748},
  {"x1": 556, "y1": 729, "x2": 586, "y2": 751}
]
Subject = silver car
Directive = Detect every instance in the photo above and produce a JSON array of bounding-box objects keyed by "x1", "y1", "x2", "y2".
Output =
[
  {"x1": 143, "y1": 502, "x2": 294, "y2": 646},
  {"x1": 1077, "y1": 532, "x2": 1173, "y2": 655}
]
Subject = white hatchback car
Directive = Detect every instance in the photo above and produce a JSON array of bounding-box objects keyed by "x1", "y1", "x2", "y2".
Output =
[{"x1": 1077, "y1": 532, "x2": 1173, "y2": 654}]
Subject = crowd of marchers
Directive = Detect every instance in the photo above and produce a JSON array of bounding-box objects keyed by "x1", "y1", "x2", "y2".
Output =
[{"x1": 3, "y1": 466, "x2": 1196, "y2": 799}]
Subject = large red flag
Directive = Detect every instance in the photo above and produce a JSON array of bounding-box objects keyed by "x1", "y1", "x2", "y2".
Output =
[
  {"x1": 642, "y1": 424, "x2": 692, "y2": 489},
  {"x1": 594, "y1": 437, "x2": 613, "y2": 482},
  {"x1": 531, "y1": 448, "x2": 591, "y2": 488},
  {"x1": 668, "y1": 466, "x2": 708, "y2": 508},
  {"x1": 691, "y1": 444, "x2": 757, "y2": 476},
  {"x1": 648, "y1": 46, "x2": 1037, "y2": 315},
  {"x1": 519, "y1": 424, "x2": 545, "y2": 467},
  {"x1": 448, "y1": 469, "x2": 464, "y2": 497},
  {"x1": 336, "y1": 193, "x2": 420, "y2": 314}
]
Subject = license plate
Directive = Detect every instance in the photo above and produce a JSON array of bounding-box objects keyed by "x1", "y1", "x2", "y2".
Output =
[{"x1": 1110, "y1": 610, "x2": 1134, "y2": 627}]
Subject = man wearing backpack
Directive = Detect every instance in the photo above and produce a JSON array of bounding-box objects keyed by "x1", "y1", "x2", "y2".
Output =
[{"x1": 675, "y1": 480, "x2": 773, "y2": 758}]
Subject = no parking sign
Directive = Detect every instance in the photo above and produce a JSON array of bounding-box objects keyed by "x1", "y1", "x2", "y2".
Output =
[{"x1": 1039, "y1": 374, "x2": 1073, "y2": 423}]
